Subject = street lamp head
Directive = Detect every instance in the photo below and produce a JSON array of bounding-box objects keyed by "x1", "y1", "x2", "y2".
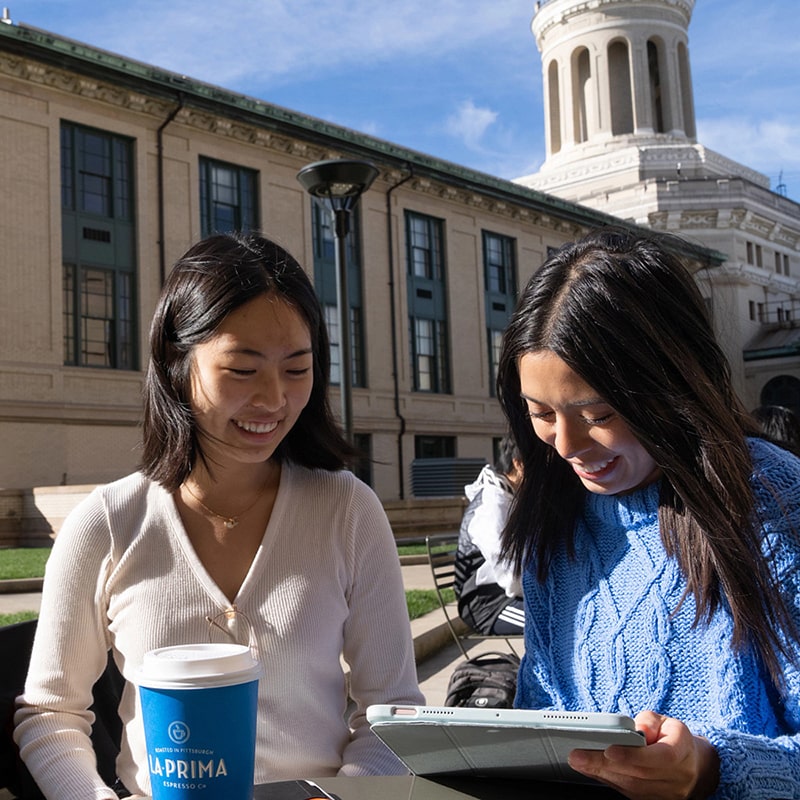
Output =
[{"x1": 296, "y1": 158, "x2": 379, "y2": 212}]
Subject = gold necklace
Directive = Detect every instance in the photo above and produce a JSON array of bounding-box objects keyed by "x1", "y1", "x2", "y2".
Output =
[{"x1": 182, "y1": 480, "x2": 266, "y2": 529}]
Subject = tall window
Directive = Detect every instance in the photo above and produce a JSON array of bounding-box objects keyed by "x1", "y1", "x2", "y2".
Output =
[
  {"x1": 483, "y1": 231, "x2": 517, "y2": 394},
  {"x1": 547, "y1": 60, "x2": 561, "y2": 155},
  {"x1": 199, "y1": 157, "x2": 258, "y2": 236},
  {"x1": 647, "y1": 39, "x2": 666, "y2": 133},
  {"x1": 61, "y1": 122, "x2": 136, "y2": 369},
  {"x1": 609, "y1": 40, "x2": 633, "y2": 135},
  {"x1": 406, "y1": 212, "x2": 450, "y2": 393},
  {"x1": 311, "y1": 199, "x2": 365, "y2": 387},
  {"x1": 573, "y1": 47, "x2": 591, "y2": 143}
]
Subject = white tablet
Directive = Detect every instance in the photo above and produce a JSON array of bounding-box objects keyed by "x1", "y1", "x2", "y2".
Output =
[{"x1": 367, "y1": 704, "x2": 645, "y2": 783}]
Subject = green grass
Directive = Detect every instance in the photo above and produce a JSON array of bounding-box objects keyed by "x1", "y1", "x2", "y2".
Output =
[
  {"x1": 397, "y1": 543, "x2": 427, "y2": 556},
  {"x1": 406, "y1": 587, "x2": 454, "y2": 620},
  {"x1": 1, "y1": 590, "x2": 452, "y2": 628},
  {"x1": 2, "y1": 543, "x2": 435, "y2": 575},
  {"x1": 0, "y1": 609, "x2": 38, "y2": 626},
  {"x1": 0, "y1": 547, "x2": 51, "y2": 579},
  {"x1": 397, "y1": 542, "x2": 452, "y2": 556},
  {"x1": 0, "y1": 547, "x2": 451, "y2": 625}
]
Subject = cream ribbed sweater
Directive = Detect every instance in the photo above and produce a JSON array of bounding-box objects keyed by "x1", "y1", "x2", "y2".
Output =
[{"x1": 15, "y1": 463, "x2": 423, "y2": 799}]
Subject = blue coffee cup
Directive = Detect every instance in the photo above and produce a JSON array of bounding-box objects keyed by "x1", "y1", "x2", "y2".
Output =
[{"x1": 137, "y1": 643, "x2": 262, "y2": 799}]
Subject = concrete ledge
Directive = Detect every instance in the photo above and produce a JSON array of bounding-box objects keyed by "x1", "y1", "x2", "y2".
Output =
[
  {"x1": 409, "y1": 606, "x2": 469, "y2": 665},
  {"x1": 397, "y1": 554, "x2": 428, "y2": 566},
  {"x1": 0, "y1": 577, "x2": 43, "y2": 593},
  {"x1": 412, "y1": 619, "x2": 454, "y2": 663}
]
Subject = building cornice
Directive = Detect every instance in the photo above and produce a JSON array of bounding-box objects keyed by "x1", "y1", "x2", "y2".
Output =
[
  {"x1": 532, "y1": 0, "x2": 694, "y2": 43},
  {"x1": 0, "y1": 22, "x2": 672, "y2": 240}
]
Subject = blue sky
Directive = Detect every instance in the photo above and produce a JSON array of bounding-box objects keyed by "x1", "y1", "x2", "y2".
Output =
[{"x1": 9, "y1": 0, "x2": 800, "y2": 200}]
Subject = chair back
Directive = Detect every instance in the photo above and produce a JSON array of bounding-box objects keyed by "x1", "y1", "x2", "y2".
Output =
[
  {"x1": 0, "y1": 620, "x2": 42, "y2": 798},
  {"x1": 0, "y1": 619, "x2": 124, "y2": 798},
  {"x1": 427, "y1": 535, "x2": 460, "y2": 597},
  {"x1": 425, "y1": 534, "x2": 523, "y2": 660}
]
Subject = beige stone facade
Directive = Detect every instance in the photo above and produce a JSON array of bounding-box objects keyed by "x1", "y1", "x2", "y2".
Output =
[
  {"x1": 519, "y1": 0, "x2": 800, "y2": 412},
  {"x1": 3, "y1": 20, "x2": 696, "y2": 506}
]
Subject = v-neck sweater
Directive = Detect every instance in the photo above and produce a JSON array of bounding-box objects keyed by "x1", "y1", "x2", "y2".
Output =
[{"x1": 15, "y1": 462, "x2": 423, "y2": 799}]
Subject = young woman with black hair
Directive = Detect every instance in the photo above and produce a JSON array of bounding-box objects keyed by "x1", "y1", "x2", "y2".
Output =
[{"x1": 15, "y1": 232, "x2": 423, "y2": 799}]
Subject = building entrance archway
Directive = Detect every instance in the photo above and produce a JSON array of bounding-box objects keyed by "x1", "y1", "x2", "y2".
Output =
[{"x1": 760, "y1": 375, "x2": 800, "y2": 418}]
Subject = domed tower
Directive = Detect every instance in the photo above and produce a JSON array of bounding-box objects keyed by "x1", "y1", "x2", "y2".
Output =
[
  {"x1": 538, "y1": 0, "x2": 695, "y2": 159},
  {"x1": 520, "y1": 0, "x2": 766, "y2": 210},
  {"x1": 518, "y1": 0, "x2": 800, "y2": 417}
]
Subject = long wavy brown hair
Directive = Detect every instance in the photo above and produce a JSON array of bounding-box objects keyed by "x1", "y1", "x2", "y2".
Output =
[{"x1": 497, "y1": 226, "x2": 798, "y2": 690}]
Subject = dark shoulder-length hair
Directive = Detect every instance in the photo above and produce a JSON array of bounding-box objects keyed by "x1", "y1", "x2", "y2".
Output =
[
  {"x1": 497, "y1": 225, "x2": 796, "y2": 688},
  {"x1": 751, "y1": 404, "x2": 800, "y2": 456},
  {"x1": 140, "y1": 231, "x2": 355, "y2": 490}
]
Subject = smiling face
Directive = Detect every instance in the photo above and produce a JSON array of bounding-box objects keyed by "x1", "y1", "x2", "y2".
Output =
[
  {"x1": 518, "y1": 350, "x2": 660, "y2": 495},
  {"x1": 188, "y1": 292, "x2": 313, "y2": 470}
]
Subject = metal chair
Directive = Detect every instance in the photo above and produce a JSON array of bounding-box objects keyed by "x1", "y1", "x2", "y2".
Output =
[{"x1": 425, "y1": 534, "x2": 522, "y2": 660}]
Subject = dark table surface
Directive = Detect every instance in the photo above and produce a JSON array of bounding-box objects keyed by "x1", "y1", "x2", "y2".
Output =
[{"x1": 251, "y1": 775, "x2": 625, "y2": 800}]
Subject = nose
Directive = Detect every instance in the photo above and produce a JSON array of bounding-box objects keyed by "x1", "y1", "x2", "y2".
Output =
[
  {"x1": 551, "y1": 416, "x2": 592, "y2": 460},
  {"x1": 250, "y1": 370, "x2": 286, "y2": 411}
]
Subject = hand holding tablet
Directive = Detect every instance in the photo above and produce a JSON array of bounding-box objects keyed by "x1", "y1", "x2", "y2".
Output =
[{"x1": 367, "y1": 704, "x2": 645, "y2": 784}]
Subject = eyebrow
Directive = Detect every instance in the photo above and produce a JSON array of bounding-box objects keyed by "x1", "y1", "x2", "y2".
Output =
[
  {"x1": 224, "y1": 346, "x2": 313, "y2": 360},
  {"x1": 519, "y1": 392, "x2": 608, "y2": 408}
]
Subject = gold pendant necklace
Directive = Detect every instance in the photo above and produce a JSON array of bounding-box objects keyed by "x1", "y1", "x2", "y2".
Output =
[{"x1": 182, "y1": 480, "x2": 265, "y2": 529}]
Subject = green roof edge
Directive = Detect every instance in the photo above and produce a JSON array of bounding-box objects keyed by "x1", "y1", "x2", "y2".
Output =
[{"x1": 0, "y1": 20, "x2": 725, "y2": 265}]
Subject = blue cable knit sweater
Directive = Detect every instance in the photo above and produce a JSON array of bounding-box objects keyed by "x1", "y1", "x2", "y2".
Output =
[{"x1": 515, "y1": 438, "x2": 800, "y2": 799}]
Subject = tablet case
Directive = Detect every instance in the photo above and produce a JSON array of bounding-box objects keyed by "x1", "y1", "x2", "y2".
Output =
[{"x1": 368, "y1": 709, "x2": 644, "y2": 783}]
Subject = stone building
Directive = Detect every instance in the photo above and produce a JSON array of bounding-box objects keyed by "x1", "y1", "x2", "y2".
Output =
[
  {"x1": 2, "y1": 17, "x2": 712, "y2": 513},
  {"x1": 518, "y1": 0, "x2": 800, "y2": 414}
]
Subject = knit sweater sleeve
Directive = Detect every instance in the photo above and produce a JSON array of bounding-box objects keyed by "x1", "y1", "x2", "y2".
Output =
[
  {"x1": 694, "y1": 439, "x2": 800, "y2": 800},
  {"x1": 13, "y1": 486, "x2": 120, "y2": 800}
]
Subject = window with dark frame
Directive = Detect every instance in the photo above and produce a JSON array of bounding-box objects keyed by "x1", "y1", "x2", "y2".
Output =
[
  {"x1": 483, "y1": 231, "x2": 517, "y2": 395},
  {"x1": 310, "y1": 198, "x2": 366, "y2": 388},
  {"x1": 199, "y1": 157, "x2": 258, "y2": 237},
  {"x1": 61, "y1": 122, "x2": 136, "y2": 370},
  {"x1": 406, "y1": 211, "x2": 450, "y2": 393},
  {"x1": 414, "y1": 436, "x2": 456, "y2": 460}
]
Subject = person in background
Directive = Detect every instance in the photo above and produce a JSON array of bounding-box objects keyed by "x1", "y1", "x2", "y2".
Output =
[
  {"x1": 497, "y1": 226, "x2": 800, "y2": 800},
  {"x1": 14, "y1": 232, "x2": 424, "y2": 800},
  {"x1": 751, "y1": 404, "x2": 800, "y2": 456},
  {"x1": 454, "y1": 435, "x2": 524, "y2": 635}
]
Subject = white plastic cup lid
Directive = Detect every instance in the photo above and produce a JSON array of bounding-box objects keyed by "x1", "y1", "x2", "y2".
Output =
[{"x1": 137, "y1": 643, "x2": 262, "y2": 689}]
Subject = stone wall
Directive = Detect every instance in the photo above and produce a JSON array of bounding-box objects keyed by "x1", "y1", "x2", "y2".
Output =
[
  {"x1": 0, "y1": 486, "x2": 466, "y2": 548},
  {"x1": 0, "y1": 485, "x2": 95, "y2": 547}
]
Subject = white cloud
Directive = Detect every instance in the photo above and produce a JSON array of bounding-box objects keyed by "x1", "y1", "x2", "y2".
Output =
[
  {"x1": 445, "y1": 100, "x2": 498, "y2": 150},
  {"x1": 48, "y1": 0, "x2": 535, "y2": 88},
  {"x1": 697, "y1": 116, "x2": 800, "y2": 186}
]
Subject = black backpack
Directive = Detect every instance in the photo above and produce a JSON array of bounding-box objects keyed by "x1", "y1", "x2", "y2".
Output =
[{"x1": 444, "y1": 651, "x2": 521, "y2": 709}]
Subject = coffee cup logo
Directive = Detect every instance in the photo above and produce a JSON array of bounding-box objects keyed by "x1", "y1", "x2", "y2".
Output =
[
  {"x1": 139, "y1": 644, "x2": 260, "y2": 798},
  {"x1": 168, "y1": 721, "x2": 191, "y2": 745}
]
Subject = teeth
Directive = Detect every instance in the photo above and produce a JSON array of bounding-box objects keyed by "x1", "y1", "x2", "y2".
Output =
[
  {"x1": 578, "y1": 458, "x2": 613, "y2": 473},
  {"x1": 235, "y1": 420, "x2": 277, "y2": 434}
]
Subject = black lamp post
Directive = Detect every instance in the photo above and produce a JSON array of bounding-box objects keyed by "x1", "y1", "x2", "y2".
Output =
[{"x1": 296, "y1": 158, "x2": 379, "y2": 442}]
